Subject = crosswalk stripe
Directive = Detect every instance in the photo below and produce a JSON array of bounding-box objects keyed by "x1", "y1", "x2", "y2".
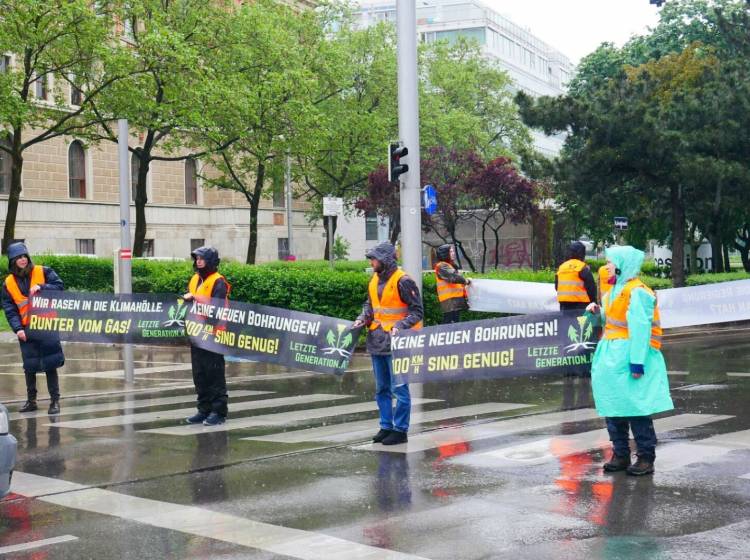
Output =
[
  {"x1": 353, "y1": 408, "x2": 603, "y2": 454},
  {"x1": 668, "y1": 370, "x2": 689, "y2": 376},
  {"x1": 243, "y1": 403, "x2": 534, "y2": 444},
  {"x1": 49, "y1": 394, "x2": 352, "y2": 430},
  {"x1": 10, "y1": 472, "x2": 429, "y2": 560},
  {"x1": 641, "y1": 427, "x2": 750, "y2": 473},
  {"x1": 726, "y1": 372, "x2": 750, "y2": 377},
  {"x1": 452, "y1": 413, "x2": 733, "y2": 468},
  {"x1": 140, "y1": 398, "x2": 443, "y2": 436},
  {"x1": 9, "y1": 390, "x2": 273, "y2": 421},
  {"x1": 0, "y1": 535, "x2": 79, "y2": 555}
]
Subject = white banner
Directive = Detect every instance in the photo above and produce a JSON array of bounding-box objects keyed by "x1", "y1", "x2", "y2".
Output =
[{"x1": 468, "y1": 278, "x2": 750, "y2": 329}]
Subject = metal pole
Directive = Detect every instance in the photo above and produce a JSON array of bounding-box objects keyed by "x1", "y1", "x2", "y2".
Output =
[
  {"x1": 327, "y1": 217, "x2": 334, "y2": 269},
  {"x1": 396, "y1": 0, "x2": 423, "y2": 293},
  {"x1": 117, "y1": 119, "x2": 134, "y2": 384},
  {"x1": 285, "y1": 152, "x2": 294, "y2": 258}
]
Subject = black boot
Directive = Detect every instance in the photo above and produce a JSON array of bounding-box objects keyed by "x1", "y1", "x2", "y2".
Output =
[
  {"x1": 381, "y1": 431, "x2": 408, "y2": 445},
  {"x1": 19, "y1": 400, "x2": 38, "y2": 413},
  {"x1": 603, "y1": 453, "x2": 631, "y2": 472},
  {"x1": 48, "y1": 400, "x2": 60, "y2": 415},
  {"x1": 372, "y1": 429, "x2": 392, "y2": 443},
  {"x1": 627, "y1": 457, "x2": 654, "y2": 476}
]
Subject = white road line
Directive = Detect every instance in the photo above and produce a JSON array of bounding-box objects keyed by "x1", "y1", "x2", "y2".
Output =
[
  {"x1": 243, "y1": 403, "x2": 534, "y2": 444},
  {"x1": 10, "y1": 390, "x2": 273, "y2": 421},
  {"x1": 739, "y1": 472, "x2": 750, "y2": 480},
  {"x1": 452, "y1": 413, "x2": 733, "y2": 468},
  {"x1": 649, "y1": 428, "x2": 750, "y2": 472},
  {"x1": 353, "y1": 408, "x2": 603, "y2": 454},
  {"x1": 726, "y1": 372, "x2": 750, "y2": 377},
  {"x1": 0, "y1": 363, "x2": 194, "y2": 379},
  {"x1": 141, "y1": 398, "x2": 443, "y2": 436},
  {"x1": 667, "y1": 370, "x2": 689, "y2": 376},
  {"x1": 49, "y1": 394, "x2": 352, "y2": 430},
  {"x1": 0, "y1": 384, "x2": 196, "y2": 404},
  {"x1": 0, "y1": 535, "x2": 79, "y2": 555},
  {"x1": 11, "y1": 472, "x2": 428, "y2": 560}
]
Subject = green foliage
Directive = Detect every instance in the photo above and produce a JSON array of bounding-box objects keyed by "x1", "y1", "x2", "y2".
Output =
[{"x1": 332, "y1": 235, "x2": 350, "y2": 261}]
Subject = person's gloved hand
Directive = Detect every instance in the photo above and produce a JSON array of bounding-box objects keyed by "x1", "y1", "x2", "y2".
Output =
[
  {"x1": 630, "y1": 363, "x2": 644, "y2": 379},
  {"x1": 585, "y1": 303, "x2": 600, "y2": 314}
]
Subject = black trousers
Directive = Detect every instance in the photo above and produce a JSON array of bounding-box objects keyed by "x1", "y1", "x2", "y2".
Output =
[
  {"x1": 441, "y1": 310, "x2": 461, "y2": 324},
  {"x1": 190, "y1": 346, "x2": 228, "y2": 417},
  {"x1": 25, "y1": 369, "x2": 60, "y2": 401}
]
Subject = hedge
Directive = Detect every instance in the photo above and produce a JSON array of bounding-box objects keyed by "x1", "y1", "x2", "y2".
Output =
[{"x1": 0, "y1": 255, "x2": 748, "y2": 327}]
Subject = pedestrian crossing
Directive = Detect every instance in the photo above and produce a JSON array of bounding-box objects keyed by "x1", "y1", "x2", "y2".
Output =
[
  {"x1": 48, "y1": 394, "x2": 352, "y2": 430},
  {"x1": 242, "y1": 402, "x2": 534, "y2": 444},
  {"x1": 139, "y1": 398, "x2": 443, "y2": 436}
]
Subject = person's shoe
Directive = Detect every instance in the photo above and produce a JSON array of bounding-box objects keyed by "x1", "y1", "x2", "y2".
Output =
[
  {"x1": 19, "y1": 400, "x2": 37, "y2": 413},
  {"x1": 202, "y1": 412, "x2": 226, "y2": 426},
  {"x1": 185, "y1": 412, "x2": 208, "y2": 424},
  {"x1": 48, "y1": 400, "x2": 60, "y2": 415},
  {"x1": 603, "y1": 453, "x2": 632, "y2": 472},
  {"x1": 381, "y1": 431, "x2": 408, "y2": 445},
  {"x1": 372, "y1": 429, "x2": 392, "y2": 443},
  {"x1": 626, "y1": 458, "x2": 654, "y2": 476}
]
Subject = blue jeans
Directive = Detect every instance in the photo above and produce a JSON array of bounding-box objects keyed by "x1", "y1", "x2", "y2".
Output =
[
  {"x1": 371, "y1": 354, "x2": 410, "y2": 433},
  {"x1": 606, "y1": 416, "x2": 657, "y2": 462}
]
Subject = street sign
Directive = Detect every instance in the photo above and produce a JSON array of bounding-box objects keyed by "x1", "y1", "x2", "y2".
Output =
[
  {"x1": 614, "y1": 217, "x2": 628, "y2": 230},
  {"x1": 422, "y1": 184, "x2": 437, "y2": 215},
  {"x1": 119, "y1": 248, "x2": 132, "y2": 260},
  {"x1": 323, "y1": 196, "x2": 344, "y2": 217}
]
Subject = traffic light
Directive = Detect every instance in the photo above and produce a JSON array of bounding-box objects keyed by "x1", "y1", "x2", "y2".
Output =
[{"x1": 389, "y1": 142, "x2": 409, "y2": 182}]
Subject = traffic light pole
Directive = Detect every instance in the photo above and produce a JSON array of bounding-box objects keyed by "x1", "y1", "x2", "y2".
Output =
[{"x1": 396, "y1": 0, "x2": 423, "y2": 293}]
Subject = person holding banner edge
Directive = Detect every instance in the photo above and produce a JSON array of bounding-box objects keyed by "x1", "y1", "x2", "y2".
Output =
[
  {"x1": 352, "y1": 242, "x2": 423, "y2": 446},
  {"x1": 556, "y1": 241, "x2": 597, "y2": 311},
  {"x1": 433, "y1": 244, "x2": 471, "y2": 324},
  {"x1": 183, "y1": 246, "x2": 231, "y2": 427},
  {"x1": 2, "y1": 242, "x2": 65, "y2": 414},
  {"x1": 585, "y1": 245, "x2": 673, "y2": 476}
]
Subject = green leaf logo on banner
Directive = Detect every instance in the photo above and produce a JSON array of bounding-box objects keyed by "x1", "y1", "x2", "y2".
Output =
[
  {"x1": 564, "y1": 315, "x2": 598, "y2": 352},
  {"x1": 321, "y1": 323, "x2": 355, "y2": 359},
  {"x1": 163, "y1": 298, "x2": 188, "y2": 327}
]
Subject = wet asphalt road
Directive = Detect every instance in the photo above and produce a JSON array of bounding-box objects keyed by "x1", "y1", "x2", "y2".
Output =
[{"x1": 1, "y1": 328, "x2": 750, "y2": 559}]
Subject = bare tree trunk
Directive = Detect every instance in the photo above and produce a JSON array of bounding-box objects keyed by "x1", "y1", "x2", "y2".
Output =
[
  {"x1": 708, "y1": 233, "x2": 723, "y2": 273},
  {"x1": 734, "y1": 224, "x2": 750, "y2": 272},
  {"x1": 246, "y1": 162, "x2": 266, "y2": 265},
  {"x1": 671, "y1": 184, "x2": 686, "y2": 288},
  {"x1": 133, "y1": 155, "x2": 150, "y2": 257},
  {"x1": 1, "y1": 135, "x2": 23, "y2": 254}
]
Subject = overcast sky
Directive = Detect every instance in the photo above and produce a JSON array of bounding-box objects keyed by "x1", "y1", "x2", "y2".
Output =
[{"x1": 482, "y1": 0, "x2": 661, "y2": 63}]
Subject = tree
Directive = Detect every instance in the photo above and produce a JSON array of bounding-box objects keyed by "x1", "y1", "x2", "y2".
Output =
[
  {"x1": 88, "y1": 0, "x2": 234, "y2": 256},
  {"x1": 0, "y1": 0, "x2": 121, "y2": 252}
]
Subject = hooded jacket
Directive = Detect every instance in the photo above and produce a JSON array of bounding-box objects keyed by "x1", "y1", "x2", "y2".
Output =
[
  {"x1": 589, "y1": 246, "x2": 673, "y2": 417},
  {"x1": 189, "y1": 246, "x2": 228, "y2": 299},
  {"x1": 358, "y1": 243, "x2": 423, "y2": 355},
  {"x1": 433, "y1": 244, "x2": 469, "y2": 313}
]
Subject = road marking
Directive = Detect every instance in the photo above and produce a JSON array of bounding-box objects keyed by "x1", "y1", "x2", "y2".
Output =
[
  {"x1": 65, "y1": 364, "x2": 195, "y2": 379},
  {"x1": 141, "y1": 398, "x2": 443, "y2": 436},
  {"x1": 11, "y1": 472, "x2": 428, "y2": 560},
  {"x1": 49, "y1": 394, "x2": 352, "y2": 430},
  {"x1": 0, "y1": 384, "x2": 196, "y2": 404},
  {"x1": 0, "y1": 535, "x2": 78, "y2": 555},
  {"x1": 726, "y1": 372, "x2": 750, "y2": 377},
  {"x1": 648, "y1": 428, "x2": 750, "y2": 472},
  {"x1": 243, "y1": 403, "x2": 534, "y2": 444},
  {"x1": 452, "y1": 413, "x2": 733, "y2": 468},
  {"x1": 353, "y1": 408, "x2": 603, "y2": 454},
  {"x1": 9, "y1": 390, "x2": 273, "y2": 421},
  {"x1": 667, "y1": 370, "x2": 689, "y2": 376}
]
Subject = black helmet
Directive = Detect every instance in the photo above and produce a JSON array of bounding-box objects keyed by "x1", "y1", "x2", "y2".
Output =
[
  {"x1": 436, "y1": 244, "x2": 454, "y2": 263},
  {"x1": 567, "y1": 241, "x2": 586, "y2": 261},
  {"x1": 190, "y1": 246, "x2": 220, "y2": 271}
]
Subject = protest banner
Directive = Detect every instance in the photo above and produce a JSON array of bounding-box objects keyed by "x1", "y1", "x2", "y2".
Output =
[
  {"x1": 392, "y1": 311, "x2": 597, "y2": 383},
  {"x1": 27, "y1": 292, "x2": 360, "y2": 375}
]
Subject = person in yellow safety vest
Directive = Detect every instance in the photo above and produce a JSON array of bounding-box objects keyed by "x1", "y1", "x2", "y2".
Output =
[
  {"x1": 585, "y1": 246, "x2": 673, "y2": 476},
  {"x1": 182, "y1": 246, "x2": 231, "y2": 427},
  {"x1": 598, "y1": 263, "x2": 613, "y2": 303},
  {"x1": 433, "y1": 244, "x2": 471, "y2": 324},
  {"x1": 352, "y1": 242, "x2": 423, "y2": 446},
  {"x1": 555, "y1": 241, "x2": 597, "y2": 311},
  {"x1": 2, "y1": 243, "x2": 65, "y2": 415}
]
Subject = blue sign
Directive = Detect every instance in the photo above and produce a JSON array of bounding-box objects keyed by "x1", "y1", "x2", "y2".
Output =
[{"x1": 422, "y1": 184, "x2": 438, "y2": 215}]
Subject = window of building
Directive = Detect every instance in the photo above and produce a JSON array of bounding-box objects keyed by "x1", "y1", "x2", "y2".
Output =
[
  {"x1": 272, "y1": 174, "x2": 285, "y2": 208},
  {"x1": 277, "y1": 238, "x2": 290, "y2": 260},
  {"x1": 70, "y1": 75, "x2": 83, "y2": 106},
  {"x1": 142, "y1": 239, "x2": 154, "y2": 257},
  {"x1": 131, "y1": 151, "x2": 141, "y2": 201},
  {"x1": 184, "y1": 158, "x2": 198, "y2": 205},
  {"x1": 0, "y1": 138, "x2": 11, "y2": 195},
  {"x1": 0, "y1": 55, "x2": 11, "y2": 73},
  {"x1": 68, "y1": 140, "x2": 86, "y2": 199},
  {"x1": 365, "y1": 211, "x2": 379, "y2": 241},
  {"x1": 76, "y1": 239, "x2": 95, "y2": 255},
  {"x1": 34, "y1": 73, "x2": 49, "y2": 100},
  {"x1": 190, "y1": 239, "x2": 205, "y2": 251}
]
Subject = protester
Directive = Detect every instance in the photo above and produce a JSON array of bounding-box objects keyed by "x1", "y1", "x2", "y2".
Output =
[
  {"x1": 352, "y1": 242, "x2": 423, "y2": 446},
  {"x1": 586, "y1": 245, "x2": 673, "y2": 476},
  {"x1": 555, "y1": 241, "x2": 597, "y2": 310},
  {"x1": 183, "y1": 246, "x2": 231, "y2": 426},
  {"x1": 433, "y1": 244, "x2": 471, "y2": 324},
  {"x1": 2, "y1": 243, "x2": 65, "y2": 414}
]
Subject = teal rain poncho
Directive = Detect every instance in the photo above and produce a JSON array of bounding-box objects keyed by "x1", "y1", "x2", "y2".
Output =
[{"x1": 590, "y1": 246, "x2": 674, "y2": 417}]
